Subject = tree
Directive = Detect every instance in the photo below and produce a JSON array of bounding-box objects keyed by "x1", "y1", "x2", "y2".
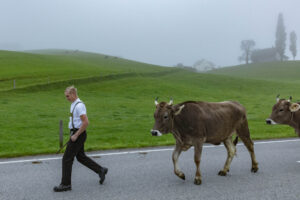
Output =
[
  {"x1": 275, "y1": 13, "x2": 287, "y2": 61},
  {"x1": 239, "y1": 40, "x2": 255, "y2": 64},
  {"x1": 289, "y1": 31, "x2": 297, "y2": 60},
  {"x1": 193, "y1": 59, "x2": 216, "y2": 72}
]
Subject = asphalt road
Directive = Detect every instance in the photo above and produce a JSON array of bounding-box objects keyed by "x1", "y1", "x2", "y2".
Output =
[{"x1": 1, "y1": 138, "x2": 300, "y2": 200}]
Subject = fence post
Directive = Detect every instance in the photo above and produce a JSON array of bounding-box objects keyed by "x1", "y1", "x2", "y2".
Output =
[
  {"x1": 59, "y1": 120, "x2": 63, "y2": 148},
  {"x1": 13, "y1": 80, "x2": 16, "y2": 89}
]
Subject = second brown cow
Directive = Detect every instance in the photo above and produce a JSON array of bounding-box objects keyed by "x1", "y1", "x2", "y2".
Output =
[
  {"x1": 151, "y1": 99, "x2": 259, "y2": 185},
  {"x1": 266, "y1": 95, "x2": 300, "y2": 136}
]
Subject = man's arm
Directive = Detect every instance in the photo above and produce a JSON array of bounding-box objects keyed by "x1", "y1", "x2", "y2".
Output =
[{"x1": 71, "y1": 114, "x2": 89, "y2": 142}]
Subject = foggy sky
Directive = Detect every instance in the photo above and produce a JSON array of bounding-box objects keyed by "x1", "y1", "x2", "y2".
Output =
[{"x1": 1, "y1": 0, "x2": 300, "y2": 67}]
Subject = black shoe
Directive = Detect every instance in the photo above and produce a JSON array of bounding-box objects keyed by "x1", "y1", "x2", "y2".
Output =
[
  {"x1": 53, "y1": 184, "x2": 72, "y2": 192},
  {"x1": 99, "y1": 167, "x2": 108, "y2": 184}
]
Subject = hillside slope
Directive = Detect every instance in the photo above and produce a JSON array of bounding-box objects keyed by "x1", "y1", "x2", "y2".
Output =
[
  {"x1": 0, "y1": 50, "x2": 166, "y2": 91},
  {"x1": 208, "y1": 61, "x2": 300, "y2": 83},
  {"x1": 0, "y1": 50, "x2": 299, "y2": 157}
]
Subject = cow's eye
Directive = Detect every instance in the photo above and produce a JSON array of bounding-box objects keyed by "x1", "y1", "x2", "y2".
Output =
[
  {"x1": 279, "y1": 109, "x2": 284, "y2": 112},
  {"x1": 164, "y1": 115, "x2": 168, "y2": 119}
]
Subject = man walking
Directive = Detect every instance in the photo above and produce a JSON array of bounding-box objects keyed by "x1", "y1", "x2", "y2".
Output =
[{"x1": 54, "y1": 86, "x2": 108, "y2": 192}]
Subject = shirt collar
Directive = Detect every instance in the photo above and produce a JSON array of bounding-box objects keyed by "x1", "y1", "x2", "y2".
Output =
[{"x1": 71, "y1": 98, "x2": 81, "y2": 106}]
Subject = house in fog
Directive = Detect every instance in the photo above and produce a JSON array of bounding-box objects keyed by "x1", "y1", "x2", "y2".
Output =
[{"x1": 251, "y1": 47, "x2": 288, "y2": 63}]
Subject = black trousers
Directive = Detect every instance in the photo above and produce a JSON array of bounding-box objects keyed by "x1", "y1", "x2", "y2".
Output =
[{"x1": 61, "y1": 130, "x2": 102, "y2": 185}]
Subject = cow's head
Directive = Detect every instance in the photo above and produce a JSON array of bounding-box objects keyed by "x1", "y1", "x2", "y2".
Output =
[
  {"x1": 151, "y1": 98, "x2": 185, "y2": 136},
  {"x1": 266, "y1": 95, "x2": 300, "y2": 125}
]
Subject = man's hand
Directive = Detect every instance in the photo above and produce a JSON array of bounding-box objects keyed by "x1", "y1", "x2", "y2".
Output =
[
  {"x1": 71, "y1": 133, "x2": 79, "y2": 142},
  {"x1": 70, "y1": 114, "x2": 89, "y2": 142}
]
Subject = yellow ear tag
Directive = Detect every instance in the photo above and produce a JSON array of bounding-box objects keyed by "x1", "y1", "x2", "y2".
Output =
[{"x1": 290, "y1": 103, "x2": 300, "y2": 112}]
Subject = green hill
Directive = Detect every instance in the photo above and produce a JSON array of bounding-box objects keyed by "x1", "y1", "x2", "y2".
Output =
[
  {"x1": 0, "y1": 50, "x2": 298, "y2": 157},
  {"x1": 208, "y1": 61, "x2": 300, "y2": 83},
  {"x1": 0, "y1": 50, "x2": 166, "y2": 91}
]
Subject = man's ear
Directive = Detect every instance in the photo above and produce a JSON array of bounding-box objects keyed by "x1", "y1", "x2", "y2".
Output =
[
  {"x1": 290, "y1": 103, "x2": 300, "y2": 112},
  {"x1": 173, "y1": 105, "x2": 185, "y2": 116}
]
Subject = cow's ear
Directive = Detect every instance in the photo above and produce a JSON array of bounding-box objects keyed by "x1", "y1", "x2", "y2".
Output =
[
  {"x1": 174, "y1": 105, "x2": 185, "y2": 116},
  {"x1": 290, "y1": 103, "x2": 300, "y2": 112}
]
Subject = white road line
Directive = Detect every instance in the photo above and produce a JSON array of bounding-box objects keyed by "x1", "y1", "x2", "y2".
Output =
[
  {"x1": 0, "y1": 138, "x2": 299, "y2": 165},
  {"x1": 253, "y1": 139, "x2": 300, "y2": 145},
  {"x1": 0, "y1": 157, "x2": 61, "y2": 165},
  {"x1": 297, "y1": 161, "x2": 300, "y2": 163}
]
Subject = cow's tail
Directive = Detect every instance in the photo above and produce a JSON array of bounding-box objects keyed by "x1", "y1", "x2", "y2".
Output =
[{"x1": 233, "y1": 136, "x2": 238, "y2": 146}]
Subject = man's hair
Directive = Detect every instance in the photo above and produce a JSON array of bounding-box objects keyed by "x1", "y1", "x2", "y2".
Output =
[{"x1": 65, "y1": 85, "x2": 77, "y2": 95}]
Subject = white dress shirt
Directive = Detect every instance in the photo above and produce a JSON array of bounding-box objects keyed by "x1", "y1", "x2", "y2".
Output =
[{"x1": 68, "y1": 98, "x2": 87, "y2": 129}]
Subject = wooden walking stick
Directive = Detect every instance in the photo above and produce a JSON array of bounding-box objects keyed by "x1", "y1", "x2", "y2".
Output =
[{"x1": 56, "y1": 140, "x2": 69, "y2": 154}]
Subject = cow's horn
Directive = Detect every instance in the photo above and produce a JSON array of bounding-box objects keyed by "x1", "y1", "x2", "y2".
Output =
[
  {"x1": 155, "y1": 97, "x2": 159, "y2": 106},
  {"x1": 168, "y1": 98, "x2": 173, "y2": 105},
  {"x1": 175, "y1": 105, "x2": 185, "y2": 115},
  {"x1": 276, "y1": 94, "x2": 280, "y2": 102}
]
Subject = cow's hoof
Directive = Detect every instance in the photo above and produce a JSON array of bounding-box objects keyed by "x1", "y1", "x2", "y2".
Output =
[
  {"x1": 175, "y1": 171, "x2": 185, "y2": 180},
  {"x1": 251, "y1": 167, "x2": 258, "y2": 173},
  {"x1": 218, "y1": 170, "x2": 227, "y2": 176},
  {"x1": 194, "y1": 178, "x2": 202, "y2": 185},
  {"x1": 178, "y1": 173, "x2": 185, "y2": 180}
]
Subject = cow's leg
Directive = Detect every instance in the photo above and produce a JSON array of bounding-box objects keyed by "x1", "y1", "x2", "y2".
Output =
[
  {"x1": 237, "y1": 122, "x2": 259, "y2": 173},
  {"x1": 172, "y1": 143, "x2": 185, "y2": 180},
  {"x1": 218, "y1": 137, "x2": 236, "y2": 176},
  {"x1": 194, "y1": 141, "x2": 204, "y2": 185},
  {"x1": 239, "y1": 136, "x2": 259, "y2": 173}
]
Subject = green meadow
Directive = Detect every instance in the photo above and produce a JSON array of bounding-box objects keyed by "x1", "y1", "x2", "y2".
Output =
[
  {"x1": 0, "y1": 50, "x2": 299, "y2": 157},
  {"x1": 208, "y1": 61, "x2": 300, "y2": 83},
  {"x1": 0, "y1": 50, "x2": 165, "y2": 91}
]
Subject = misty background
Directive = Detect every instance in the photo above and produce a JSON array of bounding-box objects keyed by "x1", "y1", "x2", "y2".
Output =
[{"x1": 1, "y1": 0, "x2": 299, "y2": 67}]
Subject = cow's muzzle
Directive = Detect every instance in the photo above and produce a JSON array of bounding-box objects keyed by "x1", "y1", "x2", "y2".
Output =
[
  {"x1": 150, "y1": 130, "x2": 162, "y2": 136},
  {"x1": 266, "y1": 118, "x2": 277, "y2": 125}
]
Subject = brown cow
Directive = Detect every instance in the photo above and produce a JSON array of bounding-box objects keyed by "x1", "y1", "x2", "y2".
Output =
[
  {"x1": 151, "y1": 99, "x2": 259, "y2": 185},
  {"x1": 266, "y1": 95, "x2": 300, "y2": 136}
]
